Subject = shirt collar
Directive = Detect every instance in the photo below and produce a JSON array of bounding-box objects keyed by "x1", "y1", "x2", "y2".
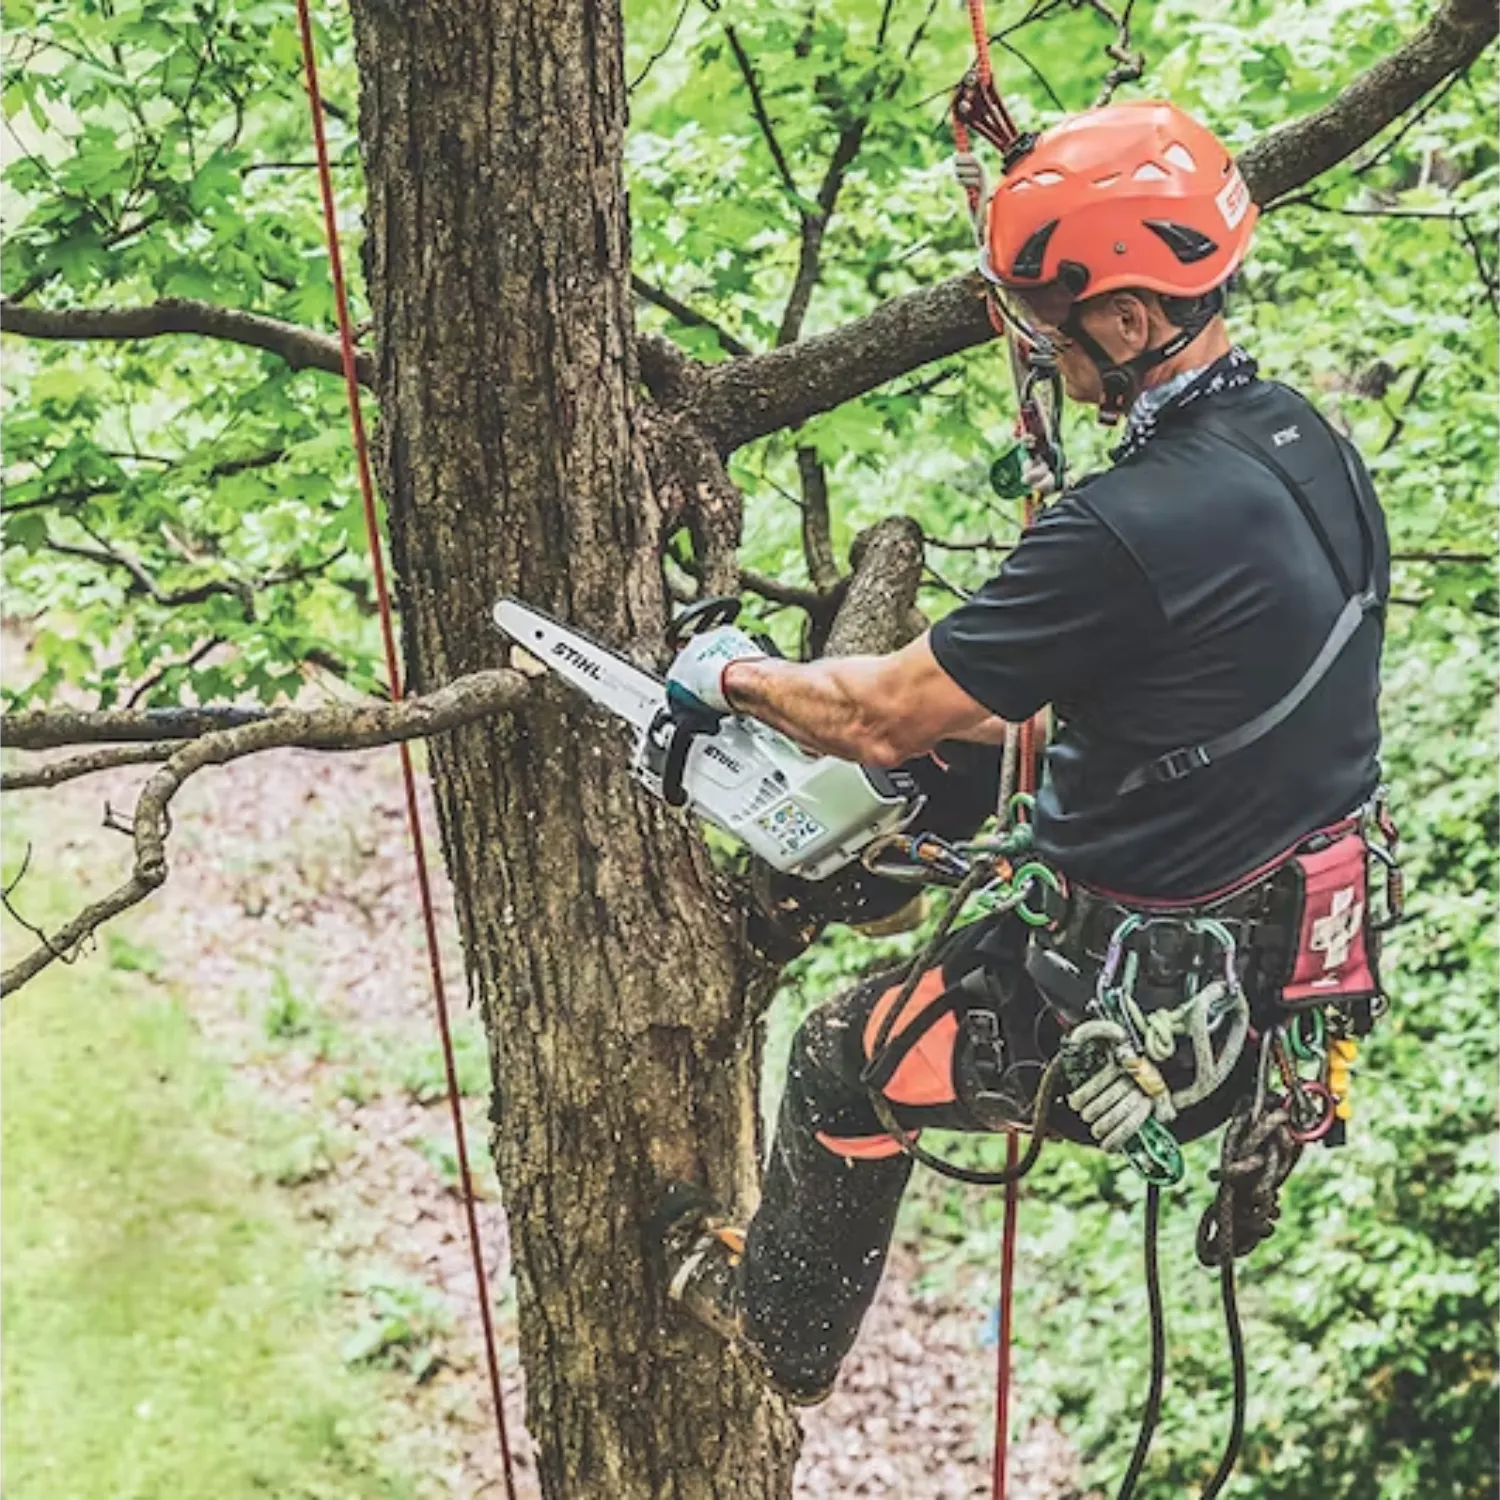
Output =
[{"x1": 1110, "y1": 347, "x2": 1259, "y2": 463}]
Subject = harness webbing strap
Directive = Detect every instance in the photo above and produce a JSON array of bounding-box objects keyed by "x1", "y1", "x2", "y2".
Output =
[{"x1": 1118, "y1": 409, "x2": 1383, "y2": 796}]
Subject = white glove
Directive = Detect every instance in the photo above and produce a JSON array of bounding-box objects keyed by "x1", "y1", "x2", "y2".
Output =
[
  {"x1": 665, "y1": 626, "x2": 764, "y2": 721},
  {"x1": 1023, "y1": 453, "x2": 1058, "y2": 498}
]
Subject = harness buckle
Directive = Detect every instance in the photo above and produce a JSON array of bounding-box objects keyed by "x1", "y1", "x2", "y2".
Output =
[{"x1": 1150, "y1": 744, "x2": 1213, "y2": 783}]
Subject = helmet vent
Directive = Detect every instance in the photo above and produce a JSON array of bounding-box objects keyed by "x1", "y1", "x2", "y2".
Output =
[
  {"x1": 1133, "y1": 162, "x2": 1170, "y2": 182},
  {"x1": 1031, "y1": 169, "x2": 1065, "y2": 186},
  {"x1": 1163, "y1": 142, "x2": 1197, "y2": 172},
  {"x1": 1011, "y1": 219, "x2": 1059, "y2": 281},
  {"x1": 1143, "y1": 219, "x2": 1219, "y2": 264},
  {"x1": 1093, "y1": 172, "x2": 1121, "y2": 188}
]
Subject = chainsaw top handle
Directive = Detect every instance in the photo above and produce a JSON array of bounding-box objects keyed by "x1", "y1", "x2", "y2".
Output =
[{"x1": 668, "y1": 595, "x2": 742, "y2": 649}]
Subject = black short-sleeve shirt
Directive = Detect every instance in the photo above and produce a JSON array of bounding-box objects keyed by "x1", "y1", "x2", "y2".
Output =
[{"x1": 929, "y1": 378, "x2": 1388, "y2": 899}]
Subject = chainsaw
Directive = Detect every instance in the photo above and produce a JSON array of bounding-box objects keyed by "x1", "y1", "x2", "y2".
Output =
[{"x1": 491, "y1": 596, "x2": 925, "y2": 881}]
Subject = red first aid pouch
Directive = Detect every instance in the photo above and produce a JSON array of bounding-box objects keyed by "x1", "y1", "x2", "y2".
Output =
[{"x1": 1279, "y1": 828, "x2": 1380, "y2": 1009}]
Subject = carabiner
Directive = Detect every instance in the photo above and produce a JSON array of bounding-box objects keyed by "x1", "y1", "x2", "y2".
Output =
[
  {"x1": 1283, "y1": 1081, "x2": 1337, "y2": 1144},
  {"x1": 1011, "y1": 860, "x2": 1064, "y2": 928},
  {"x1": 1286, "y1": 1008, "x2": 1326, "y2": 1063}
]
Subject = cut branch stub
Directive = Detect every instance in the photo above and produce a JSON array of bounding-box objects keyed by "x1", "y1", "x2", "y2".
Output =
[{"x1": 823, "y1": 515, "x2": 925, "y2": 658}]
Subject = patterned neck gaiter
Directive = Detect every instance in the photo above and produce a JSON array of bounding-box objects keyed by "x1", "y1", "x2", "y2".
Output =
[{"x1": 1110, "y1": 346, "x2": 1259, "y2": 463}]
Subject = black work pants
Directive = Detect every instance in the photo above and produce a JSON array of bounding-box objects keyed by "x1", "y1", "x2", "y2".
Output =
[{"x1": 740, "y1": 912, "x2": 1241, "y2": 1398}]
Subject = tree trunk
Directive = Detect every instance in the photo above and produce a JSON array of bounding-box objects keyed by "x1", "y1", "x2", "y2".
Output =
[{"x1": 349, "y1": 3, "x2": 798, "y2": 1496}]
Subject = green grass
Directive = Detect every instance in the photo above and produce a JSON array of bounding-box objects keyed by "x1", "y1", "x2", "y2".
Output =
[{"x1": 2, "y1": 878, "x2": 432, "y2": 1498}]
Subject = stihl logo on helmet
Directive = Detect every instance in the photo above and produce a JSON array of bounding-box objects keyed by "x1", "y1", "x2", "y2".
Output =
[
  {"x1": 1216, "y1": 167, "x2": 1251, "y2": 230},
  {"x1": 985, "y1": 101, "x2": 1258, "y2": 310}
]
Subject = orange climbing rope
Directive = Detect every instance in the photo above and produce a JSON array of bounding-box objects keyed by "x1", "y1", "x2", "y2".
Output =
[{"x1": 291, "y1": 8, "x2": 519, "y2": 1496}]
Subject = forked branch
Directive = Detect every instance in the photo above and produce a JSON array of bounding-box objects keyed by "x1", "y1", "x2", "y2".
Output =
[{"x1": 0, "y1": 669, "x2": 529, "y2": 997}]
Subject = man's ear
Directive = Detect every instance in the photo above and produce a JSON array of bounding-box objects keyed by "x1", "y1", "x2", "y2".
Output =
[{"x1": 1108, "y1": 291, "x2": 1154, "y2": 356}]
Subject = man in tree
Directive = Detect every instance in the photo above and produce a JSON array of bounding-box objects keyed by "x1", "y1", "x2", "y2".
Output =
[{"x1": 656, "y1": 101, "x2": 1389, "y2": 1405}]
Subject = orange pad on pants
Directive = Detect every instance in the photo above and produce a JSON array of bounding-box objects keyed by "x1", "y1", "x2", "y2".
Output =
[{"x1": 860, "y1": 967, "x2": 959, "y2": 1108}]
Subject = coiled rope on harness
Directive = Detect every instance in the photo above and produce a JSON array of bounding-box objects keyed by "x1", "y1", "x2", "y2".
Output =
[{"x1": 292, "y1": 8, "x2": 519, "y2": 1495}]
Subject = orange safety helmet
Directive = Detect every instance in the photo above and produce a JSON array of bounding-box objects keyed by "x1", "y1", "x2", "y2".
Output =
[{"x1": 981, "y1": 101, "x2": 1257, "y2": 416}]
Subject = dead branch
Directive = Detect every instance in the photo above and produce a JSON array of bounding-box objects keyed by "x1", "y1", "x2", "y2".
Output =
[
  {"x1": 0, "y1": 297, "x2": 373, "y2": 385},
  {"x1": 796, "y1": 446, "x2": 840, "y2": 591},
  {"x1": 632, "y1": 275, "x2": 753, "y2": 359},
  {"x1": 0, "y1": 668, "x2": 529, "y2": 997},
  {"x1": 1085, "y1": 0, "x2": 1145, "y2": 108},
  {"x1": 690, "y1": 0, "x2": 1498, "y2": 453},
  {"x1": 2, "y1": 742, "x2": 183, "y2": 791}
]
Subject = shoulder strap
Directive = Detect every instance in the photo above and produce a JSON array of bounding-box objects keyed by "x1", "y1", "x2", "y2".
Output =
[{"x1": 1117, "y1": 406, "x2": 1383, "y2": 797}]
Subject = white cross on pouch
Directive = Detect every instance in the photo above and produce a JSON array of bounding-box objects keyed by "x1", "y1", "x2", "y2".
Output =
[{"x1": 1310, "y1": 885, "x2": 1364, "y2": 970}]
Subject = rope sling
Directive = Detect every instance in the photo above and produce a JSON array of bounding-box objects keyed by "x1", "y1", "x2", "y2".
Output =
[{"x1": 291, "y1": 8, "x2": 520, "y2": 1495}]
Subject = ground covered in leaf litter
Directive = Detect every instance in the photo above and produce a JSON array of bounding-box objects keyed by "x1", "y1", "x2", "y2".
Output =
[{"x1": 44, "y1": 741, "x2": 1083, "y2": 1499}]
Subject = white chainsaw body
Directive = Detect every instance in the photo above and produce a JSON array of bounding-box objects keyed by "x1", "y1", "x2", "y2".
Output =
[{"x1": 492, "y1": 599, "x2": 923, "y2": 880}]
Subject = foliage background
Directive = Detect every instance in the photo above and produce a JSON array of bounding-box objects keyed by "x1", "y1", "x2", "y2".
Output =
[{"x1": 4, "y1": 0, "x2": 1496, "y2": 1495}]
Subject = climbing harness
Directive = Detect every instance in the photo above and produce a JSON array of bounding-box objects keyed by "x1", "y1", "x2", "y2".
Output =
[{"x1": 292, "y1": 8, "x2": 519, "y2": 1496}]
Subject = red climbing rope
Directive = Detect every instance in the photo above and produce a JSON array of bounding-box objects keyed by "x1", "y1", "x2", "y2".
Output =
[
  {"x1": 292, "y1": 8, "x2": 519, "y2": 1496},
  {"x1": 992, "y1": 498, "x2": 1046, "y2": 1499}
]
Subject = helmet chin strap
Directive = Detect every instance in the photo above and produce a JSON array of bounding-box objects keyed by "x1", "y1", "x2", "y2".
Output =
[{"x1": 1063, "y1": 286, "x2": 1226, "y2": 424}]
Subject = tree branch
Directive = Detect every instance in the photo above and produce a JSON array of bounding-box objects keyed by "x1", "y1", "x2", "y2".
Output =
[
  {"x1": 40, "y1": 527, "x2": 347, "y2": 616},
  {"x1": 1391, "y1": 549, "x2": 1491, "y2": 563},
  {"x1": 796, "y1": 445, "x2": 839, "y2": 591},
  {"x1": 1244, "y1": 0, "x2": 1496, "y2": 207},
  {"x1": 690, "y1": 0, "x2": 1499, "y2": 452},
  {"x1": 0, "y1": 297, "x2": 372, "y2": 385},
  {"x1": 0, "y1": 668, "x2": 530, "y2": 997},
  {"x1": 631, "y1": 275, "x2": 753, "y2": 358},
  {"x1": 722, "y1": 24, "x2": 802, "y2": 209},
  {"x1": 4, "y1": 447, "x2": 291, "y2": 515},
  {"x1": 823, "y1": 515, "x2": 925, "y2": 657},
  {"x1": 778, "y1": 118, "x2": 868, "y2": 347},
  {"x1": 692, "y1": 274, "x2": 990, "y2": 452},
  {"x1": 2, "y1": 742, "x2": 181, "y2": 791}
]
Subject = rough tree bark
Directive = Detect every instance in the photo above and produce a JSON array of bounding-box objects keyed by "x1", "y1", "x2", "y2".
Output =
[{"x1": 347, "y1": 3, "x2": 796, "y2": 1497}]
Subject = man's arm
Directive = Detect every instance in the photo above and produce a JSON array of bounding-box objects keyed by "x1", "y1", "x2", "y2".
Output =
[{"x1": 722, "y1": 631, "x2": 995, "y2": 766}]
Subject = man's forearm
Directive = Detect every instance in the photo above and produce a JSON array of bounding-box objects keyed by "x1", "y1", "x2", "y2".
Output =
[
  {"x1": 950, "y1": 715, "x2": 1011, "y2": 746},
  {"x1": 722, "y1": 655, "x2": 903, "y2": 763}
]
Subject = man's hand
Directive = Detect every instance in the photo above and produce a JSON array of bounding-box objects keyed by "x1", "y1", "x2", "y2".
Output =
[{"x1": 665, "y1": 626, "x2": 765, "y2": 723}]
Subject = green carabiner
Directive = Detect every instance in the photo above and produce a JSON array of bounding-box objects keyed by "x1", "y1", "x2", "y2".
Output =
[
  {"x1": 1287, "y1": 1008, "x2": 1326, "y2": 1063},
  {"x1": 1012, "y1": 860, "x2": 1063, "y2": 928},
  {"x1": 1007, "y1": 792, "x2": 1036, "y2": 823},
  {"x1": 1127, "y1": 1120, "x2": 1186, "y2": 1187}
]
